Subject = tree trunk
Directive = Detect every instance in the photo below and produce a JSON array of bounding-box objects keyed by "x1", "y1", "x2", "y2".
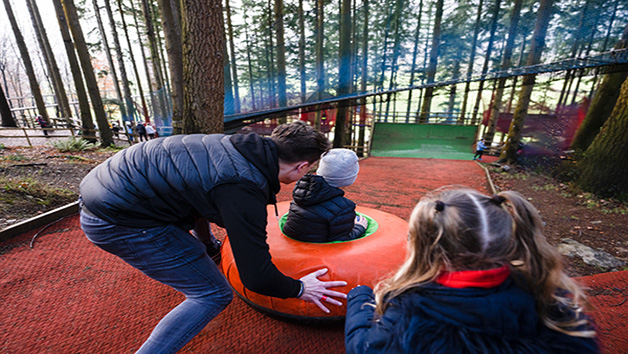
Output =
[
  {"x1": 334, "y1": 0, "x2": 352, "y2": 148},
  {"x1": 131, "y1": 0, "x2": 157, "y2": 123},
  {"x1": 418, "y1": 0, "x2": 443, "y2": 123},
  {"x1": 470, "y1": 0, "x2": 501, "y2": 125},
  {"x1": 576, "y1": 75, "x2": 628, "y2": 198},
  {"x1": 225, "y1": 0, "x2": 241, "y2": 113},
  {"x1": 26, "y1": 0, "x2": 73, "y2": 124},
  {"x1": 406, "y1": 0, "x2": 423, "y2": 123},
  {"x1": 105, "y1": 0, "x2": 134, "y2": 124},
  {"x1": 141, "y1": 0, "x2": 168, "y2": 125},
  {"x1": 314, "y1": 0, "x2": 325, "y2": 129},
  {"x1": 484, "y1": 0, "x2": 522, "y2": 144},
  {"x1": 447, "y1": 59, "x2": 461, "y2": 115},
  {"x1": 384, "y1": 0, "x2": 405, "y2": 120},
  {"x1": 223, "y1": 33, "x2": 235, "y2": 115},
  {"x1": 52, "y1": 0, "x2": 95, "y2": 140},
  {"x1": 244, "y1": 18, "x2": 256, "y2": 111},
  {"x1": 62, "y1": 0, "x2": 113, "y2": 146},
  {"x1": 358, "y1": 0, "x2": 369, "y2": 156},
  {"x1": 571, "y1": 24, "x2": 628, "y2": 151},
  {"x1": 298, "y1": 0, "x2": 306, "y2": 103},
  {"x1": 117, "y1": 0, "x2": 149, "y2": 123},
  {"x1": 499, "y1": 0, "x2": 553, "y2": 163},
  {"x1": 458, "y1": 0, "x2": 483, "y2": 124},
  {"x1": 157, "y1": 0, "x2": 183, "y2": 133},
  {"x1": 0, "y1": 84, "x2": 16, "y2": 127},
  {"x1": 274, "y1": 0, "x2": 287, "y2": 114},
  {"x1": 181, "y1": 0, "x2": 224, "y2": 133},
  {"x1": 92, "y1": 0, "x2": 126, "y2": 121},
  {"x1": 3, "y1": 0, "x2": 50, "y2": 124}
]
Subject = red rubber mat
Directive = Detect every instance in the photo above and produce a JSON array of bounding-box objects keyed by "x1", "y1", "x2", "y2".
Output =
[{"x1": 1, "y1": 156, "x2": 624, "y2": 353}]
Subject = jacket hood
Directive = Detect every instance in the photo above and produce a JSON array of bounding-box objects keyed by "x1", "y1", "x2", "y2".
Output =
[
  {"x1": 230, "y1": 133, "x2": 280, "y2": 202},
  {"x1": 292, "y1": 174, "x2": 344, "y2": 207}
]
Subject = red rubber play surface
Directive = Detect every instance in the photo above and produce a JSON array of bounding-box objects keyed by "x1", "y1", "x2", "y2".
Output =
[{"x1": 1, "y1": 156, "x2": 626, "y2": 353}]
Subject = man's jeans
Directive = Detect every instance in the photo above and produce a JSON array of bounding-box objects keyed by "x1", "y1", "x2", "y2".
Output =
[{"x1": 80, "y1": 210, "x2": 233, "y2": 354}]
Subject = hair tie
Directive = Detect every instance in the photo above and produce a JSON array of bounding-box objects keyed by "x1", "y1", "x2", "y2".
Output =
[
  {"x1": 491, "y1": 195, "x2": 506, "y2": 205},
  {"x1": 435, "y1": 200, "x2": 445, "y2": 212}
]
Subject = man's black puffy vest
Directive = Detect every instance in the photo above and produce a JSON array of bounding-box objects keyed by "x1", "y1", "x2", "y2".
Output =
[{"x1": 80, "y1": 134, "x2": 276, "y2": 228}]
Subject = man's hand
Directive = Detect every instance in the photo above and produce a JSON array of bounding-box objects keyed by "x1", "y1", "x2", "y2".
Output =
[{"x1": 298, "y1": 268, "x2": 347, "y2": 313}]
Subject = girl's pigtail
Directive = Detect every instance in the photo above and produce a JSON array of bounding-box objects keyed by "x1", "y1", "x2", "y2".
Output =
[{"x1": 501, "y1": 191, "x2": 593, "y2": 337}]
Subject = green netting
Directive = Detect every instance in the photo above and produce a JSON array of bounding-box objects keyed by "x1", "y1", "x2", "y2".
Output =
[
  {"x1": 370, "y1": 123, "x2": 479, "y2": 160},
  {"x1": 278, "y1": 211, "x2": 379, "y2": 244}
]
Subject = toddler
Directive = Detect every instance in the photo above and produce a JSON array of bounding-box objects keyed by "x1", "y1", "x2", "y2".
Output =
[{"x1": 283, "y1": 148, "x2": 367, "y2": 243}]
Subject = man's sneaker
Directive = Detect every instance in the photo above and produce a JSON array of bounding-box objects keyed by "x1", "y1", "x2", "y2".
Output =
[{"x1": 206, "y1": 240, "x2": 222, "y2": 265}]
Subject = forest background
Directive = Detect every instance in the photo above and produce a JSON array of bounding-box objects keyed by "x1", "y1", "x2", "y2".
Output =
[{"x1": 0, "y1": 0, "x2": 628, "y2": 254}]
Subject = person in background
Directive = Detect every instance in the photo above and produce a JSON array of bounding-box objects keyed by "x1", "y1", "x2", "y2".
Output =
[
  {"x1": 36, "y1": 115, "x2": 49, "y2": 136},
  {"x1": 145, "y1": 123, "x2": 156, "y2": 139},
  {"x1": 111, "y1": 122, "x2": 120, "y2": 138},
  {"x1": 345, "y1": 187, "x2": 598, "y2": 354},
  {"x1": 79, "y1": 121, "x2": 347, "y2": 354},
  {"x1": 283, "y1": 148, "x2": 368, "y2": 243},
  {"x1": 136, "y1": 122, "x2": 148, "y2": 142},
  {"x1": 473, "y1": 138, "x2": 486, "y2": 161}
]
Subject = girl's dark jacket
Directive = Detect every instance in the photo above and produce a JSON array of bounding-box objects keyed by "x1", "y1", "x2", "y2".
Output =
[
  {"x1": 283, "y1": 174, "x2": 365, "y2": 242},
  {"x1": 345, "y1": 281, "x2": 599, "y2": 354},
  {"x1": 79, "y1": 133, "x2": 300, "y2": 298}
]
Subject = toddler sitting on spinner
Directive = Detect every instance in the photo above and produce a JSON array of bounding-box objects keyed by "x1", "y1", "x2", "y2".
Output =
[{"x1": 283, "y1": 148, "x2": 367, "y2": 243}]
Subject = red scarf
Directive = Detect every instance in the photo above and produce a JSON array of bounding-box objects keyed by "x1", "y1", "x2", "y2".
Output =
[{"x1": 436, "y1": 265, "x2": 510, "y2": 288}]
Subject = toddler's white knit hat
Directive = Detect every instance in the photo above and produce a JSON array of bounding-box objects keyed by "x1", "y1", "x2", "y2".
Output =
[{"x1": 316, "y1": 148, "x2": 359, "y2": 187}]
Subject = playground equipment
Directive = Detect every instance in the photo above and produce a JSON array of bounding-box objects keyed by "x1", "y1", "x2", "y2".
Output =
[{"x1": 220, "y1": 201, "x2": 408, "y2": 321}]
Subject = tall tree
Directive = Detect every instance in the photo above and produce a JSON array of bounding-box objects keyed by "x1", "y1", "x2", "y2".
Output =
[
  {"x1": 156, "y1": 0, "x2": 184, "y2": 133},
  {"x1": 104, "y1": 0, "x2": 134, "y2": 123},
  {"x1": 405, "y1": 0, "x2": 423, "y2": 122},
  {"x1": 52, "y1": 0, "x2": 95, "y2": 140},
  {"x1": 357, "y1": 0, "x2": 369, "y2": 156},
  {"x1": 576, "y1": 75, "x2": 628, "y2": 198},
  {"x1": 141, "y1": 0, "x2": 168, "y2": 125},
  {"x1": 499, "y1": 0, "x2": 553, "y2": 163},
  {"x1": 3, "y1": 0, "x2": 50, "y2": 124},
  {"x1": 0, "y1": 83, "x2": 16, "y2": 127},
  {"x1": 225, "y1": 0, "x2": 241, "y2": 113},
  {"x1": 571, "y1": 24, "x2": 628, "y2": 151},
  {"x1": 384, "y1": 0, "x2": 406, "y2": 119},
  {"x1": 223, "y1": 32, "x2": 235, "y2": 115},
  {"x1": 298, "y1": 0, "x2": 307, "y2": 103},
  {"x1": 484, "y1": 0, "x2": 523, "y2": 144},
  {"x1": 91, "y1": 0, "x2": 126, "y2": 121},
  {"x1": 62, "y1": 0, "x2": 113, "y2": 146},
  {"x1": 244, "y1": 15, "x2": 257, "y2": 110},
  {"x1": 458, "y1": 0, "x2": 483, "y2": 124},
  {"x1": 418, "y1": 0, "x2": 443, "y2": 123},
  {"x1": 334, "y1": 0, "x2": 353, "y2": 148},
  {"x1": 556, "y1": 0, "x2": 590, "y2": 114},
  {"x1": 181, "y1": 0, "x2": 225, "y2": 133},
  {"x1": 130, "y1": 0, "x2": 156, "y2": 122},
  {"x1": 470, "y1": 0, "x2": 501, "y2": 125},
  {"x1": 274, "y1": 0, "x2": 287, "y2": 112},
  {"x1": 314, "y1": 0, "x2": 325, "y2": 129},
  {"x1": 26, "y1": 0, "x2": 73, "y2": 124}
]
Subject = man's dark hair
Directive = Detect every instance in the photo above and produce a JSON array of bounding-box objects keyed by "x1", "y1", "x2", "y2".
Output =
[{"x1": 271, "y1": 121, "x2": 331, "y2": 164}]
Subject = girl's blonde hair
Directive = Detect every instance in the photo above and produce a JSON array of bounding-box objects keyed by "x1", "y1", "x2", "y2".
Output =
[{"x1": 373, "y1": 186, "x2": 595, "y2": 337}]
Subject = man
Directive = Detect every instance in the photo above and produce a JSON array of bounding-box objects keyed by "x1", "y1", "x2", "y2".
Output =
[{"x1": 79, "y1": 121, "x2": 346, "y2": 354}]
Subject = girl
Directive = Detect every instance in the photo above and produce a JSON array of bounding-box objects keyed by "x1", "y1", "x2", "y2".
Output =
[{"x1": 345, "y1": 187, "x2": 598, "y2": 353}]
